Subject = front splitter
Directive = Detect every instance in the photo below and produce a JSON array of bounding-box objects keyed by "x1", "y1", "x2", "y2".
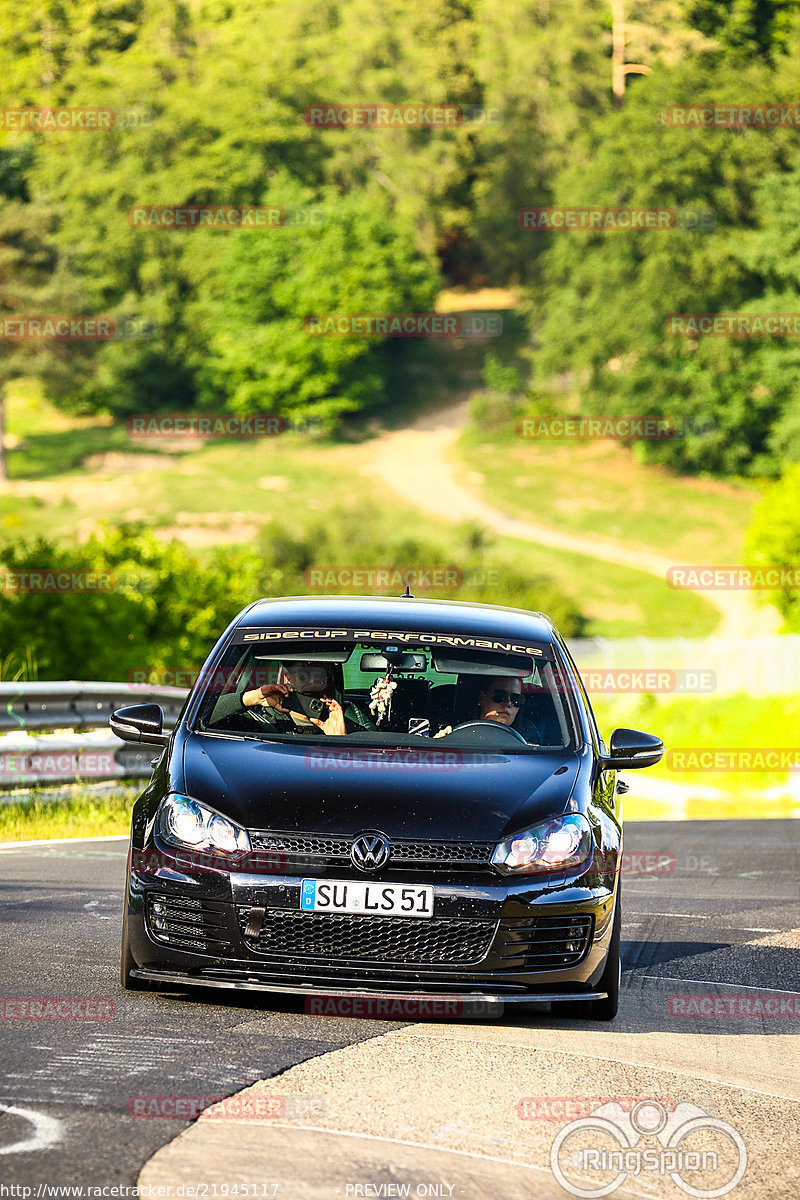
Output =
[{"x1": 129, "y1": 967, "x2": 607, "y2": 1009}]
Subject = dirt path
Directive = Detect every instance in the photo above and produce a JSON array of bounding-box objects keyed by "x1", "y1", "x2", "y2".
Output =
[{"x1": 363, "y1": 402, "x2": 778, "y2": 640}]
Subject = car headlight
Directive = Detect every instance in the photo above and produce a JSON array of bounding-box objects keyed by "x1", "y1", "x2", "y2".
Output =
[
  {"x1": 157, "y1": 793, "x2": 250, "y2": 854},
  {"x1": 492, "y1": 814, "x2": 592, "y2": 875}
]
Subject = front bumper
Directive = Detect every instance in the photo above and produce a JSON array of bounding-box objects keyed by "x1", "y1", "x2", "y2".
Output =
[{"x1": 126, "y1": 856, "x2": 618, "y2": 1000}]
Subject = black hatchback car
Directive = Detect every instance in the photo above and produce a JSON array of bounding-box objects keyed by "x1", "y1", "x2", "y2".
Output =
[{"x1": 113, "y1": 596, "x2": 663, "y2": 1020}]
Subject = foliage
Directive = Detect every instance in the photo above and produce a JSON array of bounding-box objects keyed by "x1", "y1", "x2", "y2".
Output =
[
  {"x1": 530, "y1": 43, "x2": 800, "y2": 477},
  {"x1": 2, "y1": 0, "x2": 800, "y2": 467},
  {"x1": 0, "y1": 513, "x2": 586, "y2": 681},
  {"x1": 744, "y1": 465, "x2": 800, "y2": 630}
]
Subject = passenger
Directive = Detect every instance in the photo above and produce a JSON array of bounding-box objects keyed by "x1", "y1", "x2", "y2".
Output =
[{"x1": 242, "y1": 661, "x2": 374, "y2": 736}]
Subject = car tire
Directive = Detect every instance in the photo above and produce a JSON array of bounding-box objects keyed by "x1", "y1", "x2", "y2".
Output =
[
  {"x1": 120, "y1": 898, "x2": 149, "y2": 990},
  {"x1": 551, "y1": 888, "x2": 621, "y2": 1022}
]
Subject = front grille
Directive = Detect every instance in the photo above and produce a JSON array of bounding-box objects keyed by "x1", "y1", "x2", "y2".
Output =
[
  {"x1": 500, "y1": 914, "x2": 594, "y2": 970},
  {"x1": 146, "y1": 894, "x2": 228, "y2": 953},
  {"x1": 237, "y1": 907, "x2": 496, "y2": 965},
  {"x1": 248, "y1": 831, "x2": 493, "y2": 870}
]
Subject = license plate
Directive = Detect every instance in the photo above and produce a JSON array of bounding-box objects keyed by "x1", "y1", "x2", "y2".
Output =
[{"x1": 300, "y1": 878, "x2": 434, "y2": 918}]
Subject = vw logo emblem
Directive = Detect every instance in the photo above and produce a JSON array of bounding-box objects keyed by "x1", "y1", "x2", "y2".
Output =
[{"x1": 350, "y1": 832, "x2": 390, "y2": 872}]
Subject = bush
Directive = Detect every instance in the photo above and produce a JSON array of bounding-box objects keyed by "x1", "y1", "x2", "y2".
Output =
[{"x1": 745, "y1": 465, "x2": 800, "y2": 631}]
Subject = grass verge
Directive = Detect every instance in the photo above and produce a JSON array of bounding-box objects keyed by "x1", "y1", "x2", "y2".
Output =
[
  {"x1": 0, "y1": 786, "x2": 137, "y2": 843},
  {"x1": 592, "y1": 692, "x2": 800, "y2": 817},
  {"x1": 457, "y1": 415, "x2": 759, "y2": 568}
]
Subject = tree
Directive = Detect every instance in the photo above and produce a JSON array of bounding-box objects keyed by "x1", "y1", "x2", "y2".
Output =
[
  {"x1": 528, "y1": 36, "x2": 800, "y2": 476},
  {"x1": 188, "y1": 178, "x2": 440, "y2": 427},
  {"x1": 0, "y1": 157, "x2": 93, "y2": 477},
  {"x1": 745, "y1": 464, "x2": 800, "y2": 630}
]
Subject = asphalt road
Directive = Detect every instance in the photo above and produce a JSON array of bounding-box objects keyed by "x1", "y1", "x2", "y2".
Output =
[{"x1": 1, "y1": 819, "x2": 798, "y2": 1191}]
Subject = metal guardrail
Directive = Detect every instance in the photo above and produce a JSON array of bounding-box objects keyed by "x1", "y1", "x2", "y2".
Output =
[
  {"x1": 0, "y1": 682, "x2": 189, "y2": 789},
  {"x1": 0, "y1": 681, "x2": 188, "y2": 732}
]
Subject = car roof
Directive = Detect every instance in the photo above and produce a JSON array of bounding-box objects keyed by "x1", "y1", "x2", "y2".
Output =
[{"x1": 234, "y1": 595, "x2": 558, "y2": 644}]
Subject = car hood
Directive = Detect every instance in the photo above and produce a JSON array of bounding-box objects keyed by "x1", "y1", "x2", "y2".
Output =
[{"x1": 180, "y1": 732, "x2": 582, "y2": 841}]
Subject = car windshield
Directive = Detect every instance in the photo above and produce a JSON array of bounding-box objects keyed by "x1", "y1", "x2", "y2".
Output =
[{"x1": 193, "y1": 628, "x2": 576, "y2": 752}]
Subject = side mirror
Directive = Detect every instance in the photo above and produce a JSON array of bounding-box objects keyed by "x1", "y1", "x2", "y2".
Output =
[
  {"x1": 602, "y1": 727, "x2": 663, "y2": 771},
  {"x1": 109, "y1": 703, "x2": 169, "y2": 746}
]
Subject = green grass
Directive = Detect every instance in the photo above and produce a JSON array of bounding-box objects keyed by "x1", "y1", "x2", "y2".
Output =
[
  {"x1": 0, "y1": 786, "x2": 137, "y2": 842},
  {"x1": 592, "y1": 692, "x2": 800, "y2": 799},
  {"x1": 457, "y1": 418, "x2": 760, "y2": 567}
]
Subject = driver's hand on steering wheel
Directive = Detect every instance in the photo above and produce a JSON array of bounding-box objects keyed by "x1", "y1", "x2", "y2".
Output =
[{"x1": 433, "y1": 725, "x2": 452, "y2": 738}]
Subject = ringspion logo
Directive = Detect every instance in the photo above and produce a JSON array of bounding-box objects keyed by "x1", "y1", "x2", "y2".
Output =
[{"x1": 550, "y1": 1100, "x2": 746, "y2": 1198}]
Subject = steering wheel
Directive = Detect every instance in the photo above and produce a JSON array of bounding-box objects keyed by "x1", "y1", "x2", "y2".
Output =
[{"x1": 449, "y1": 719, "x2": 528, "y2": 744}]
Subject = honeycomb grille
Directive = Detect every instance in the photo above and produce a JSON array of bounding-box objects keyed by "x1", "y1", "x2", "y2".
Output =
[
  {"x1": 248, "y1": 831, "x2": 493, "y2": 869},
  {"x1": 238, "y1": 907, "x2": 496, "y2": 965}
]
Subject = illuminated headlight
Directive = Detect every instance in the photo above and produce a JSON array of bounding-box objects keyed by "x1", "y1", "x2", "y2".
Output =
[
  {"x1": 157, "y1": 793, "x2": 250, "y2": 854},
  {"x1": 492, "y1": 814, "x2": 591, "y2": 875}
]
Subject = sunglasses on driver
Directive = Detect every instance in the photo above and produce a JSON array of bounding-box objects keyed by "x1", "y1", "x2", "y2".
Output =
[{"x1": 489, "y1": 688, "x2": 524, "y2": 707}]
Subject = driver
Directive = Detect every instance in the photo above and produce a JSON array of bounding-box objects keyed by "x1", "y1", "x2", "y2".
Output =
[
  {"x1": 434, "y1": 674, "x2": 528, "y2": 738},
  {"x1": 242, "y1": 661, "x2": 374, "y2": 736}
]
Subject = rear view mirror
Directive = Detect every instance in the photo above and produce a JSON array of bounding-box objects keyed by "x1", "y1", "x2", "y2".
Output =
[
  {"x1": 360, "y1": 652, "x2": 427, "y2": 672},
  {"x1": 603, "y1": 727, "x2": 664, "y2": 771}
]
